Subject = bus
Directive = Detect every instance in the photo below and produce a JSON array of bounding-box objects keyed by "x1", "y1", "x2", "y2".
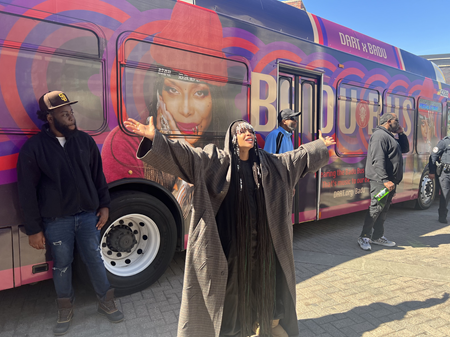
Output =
[{"x1": 0, "y1": 0, "x2": 448, "y2": 296}]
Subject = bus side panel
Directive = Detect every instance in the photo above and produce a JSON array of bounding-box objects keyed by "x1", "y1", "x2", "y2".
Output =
[
  {"x1": 0, "y1": 155, "x2": 53, "y2": 288},
  {"x1": 0, "y1": 228, "x2": 14, "y2": 291},
  {"x1": 0, "y1": 183, "x2": 21, "y2": 290},
  {"x1": 17, "y1": 226, "x2": 52, "y2": 287}
]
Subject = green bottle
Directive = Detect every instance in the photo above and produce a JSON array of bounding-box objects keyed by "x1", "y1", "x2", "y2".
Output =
[{"x1": 375, "y1": 187, "x2": 389, "y2": 201}]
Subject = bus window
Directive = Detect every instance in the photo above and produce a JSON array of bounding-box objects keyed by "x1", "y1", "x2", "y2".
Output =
[
  {"x1": 0, "y1": 13, "x2": 103, "y2": 133},
  {"x1": 278, "y1": 76, "x2": 293, "y2": 111},
  {"x1": 0, "y1": 48, "x2": 104, "y2": 133},
  {"x1": 120, "y1": 39, "x2": 248, "y2": 145},
  {"x1": 384, "y1": 93, "x2": 415, "y2": 152},
  {"x1": 0, "y1": 12, "x2": 100, "y2": 58},
  {"x1": 337, "y1": 83, "x2": 380, "y2": 156},
  {"x1": 417, "y1": 98, "x2": 442, "y2": 154},
  {"x1": 301, "y1": 81, "x2": 315, "y2": 145}
]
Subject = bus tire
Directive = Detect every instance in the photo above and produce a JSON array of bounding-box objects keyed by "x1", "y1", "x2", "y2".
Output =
[
  {"x1": 415, "y1": 168, "x2": 436, "y2": 210},
  {"x1": 76, "y1": 190, "x2": 177, "y2": 296}
]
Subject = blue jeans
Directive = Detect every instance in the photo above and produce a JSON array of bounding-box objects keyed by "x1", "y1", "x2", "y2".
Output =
[{"x1": 43, "y1": 211, "x2": 110, "y2": 299}]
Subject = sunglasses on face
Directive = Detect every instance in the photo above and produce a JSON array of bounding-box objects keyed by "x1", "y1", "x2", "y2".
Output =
[
  {"x1": 235, "y1": 122, "x2": 255, "y2": 135},
  {"x1": 285, "y1": 117, "x2": 297, "y2": 121}
]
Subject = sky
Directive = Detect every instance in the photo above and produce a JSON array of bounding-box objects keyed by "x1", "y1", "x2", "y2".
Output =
[{"x1": 302, "y1": 0, "x2": 448, "y2": 56}]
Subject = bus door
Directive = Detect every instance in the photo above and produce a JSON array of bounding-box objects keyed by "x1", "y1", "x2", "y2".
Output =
[{"x1": 278, "y1": 70, "x2": 321, "y2": 223}]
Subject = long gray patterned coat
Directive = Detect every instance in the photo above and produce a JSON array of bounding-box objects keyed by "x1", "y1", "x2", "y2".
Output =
[{"x1": 137, "y1": 121, "x2": 330, "y2": 337}]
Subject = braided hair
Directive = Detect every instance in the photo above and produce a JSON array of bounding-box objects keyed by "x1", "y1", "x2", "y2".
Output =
[{"x1": 230, "y1": 122, "x2": 275, "y2": 337}]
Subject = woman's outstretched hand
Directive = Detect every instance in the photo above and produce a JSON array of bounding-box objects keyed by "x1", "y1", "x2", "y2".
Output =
[
  {"x1": 319, "y1": 130, "x2": 336, "y2": 147},
  {"x1": 124, "y1": 117, "x2": 156, "y2": 141}
]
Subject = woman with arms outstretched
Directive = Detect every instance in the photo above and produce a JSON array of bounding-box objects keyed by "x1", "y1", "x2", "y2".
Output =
[{"x1": 125, "y1": 116, "x2": 335, "y2": 337}]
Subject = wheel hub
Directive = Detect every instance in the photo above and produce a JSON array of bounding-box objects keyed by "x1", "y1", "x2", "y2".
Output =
[
  {"x1": 422, "y1": 177, "x2": 433, "y2": 199},
  {"x1": 424, "y1": 180, "x2": 432, "y2": 197},
  {"x1": 106, "y1": 224, "x2": 137, "y2": 253}
]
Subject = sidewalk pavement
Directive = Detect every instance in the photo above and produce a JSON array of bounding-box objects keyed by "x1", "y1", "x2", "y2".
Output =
[{"x1": 1, "y1": 199, "x2": 450, "y2": 336}]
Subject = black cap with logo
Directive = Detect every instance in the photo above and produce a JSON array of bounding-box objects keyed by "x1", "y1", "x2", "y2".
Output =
[{"x1": 38, "y1": 91, "x2": 78, "y2": 112}]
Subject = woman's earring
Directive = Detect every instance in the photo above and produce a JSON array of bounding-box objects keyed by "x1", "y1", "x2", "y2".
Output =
[
  {"x1": 157, "y1": 90, "x2": 170, "y2": 134},
  {"x1": 160, "y1": 115, "x2": 170, "y2": 134}
]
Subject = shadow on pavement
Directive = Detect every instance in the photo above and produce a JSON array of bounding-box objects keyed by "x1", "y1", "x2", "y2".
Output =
[
  {"x1": 402, "y1": 233, "x2": 450, "y2": 248},
  {"x1": 297, "y1": 293, "x2": 449, "y2": 337}
]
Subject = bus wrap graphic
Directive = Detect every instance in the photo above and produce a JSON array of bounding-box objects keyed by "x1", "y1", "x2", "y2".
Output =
[{"x1": 0, "y1": 0, "x2": 448, "y2": 293}]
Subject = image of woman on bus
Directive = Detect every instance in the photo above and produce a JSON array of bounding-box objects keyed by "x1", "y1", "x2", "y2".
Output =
[
  {"x1": 147, "y1": 68, "x2": 227, "y2": 145},
  {"x1": 101, "y1": 1, "x2": 241, "y2": 217},
  {"x1": 417, "y1": 112, "x2": 438, "y2": 153}
]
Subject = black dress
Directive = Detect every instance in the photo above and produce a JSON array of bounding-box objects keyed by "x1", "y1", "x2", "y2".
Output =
[{"x1": 217, "y1": 160, "x2": 283, "y2": 336}]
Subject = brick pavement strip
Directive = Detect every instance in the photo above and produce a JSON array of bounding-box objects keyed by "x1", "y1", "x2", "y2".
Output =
[{"x1": 2, "y1": 200, "x2": 450, "y2": 336}]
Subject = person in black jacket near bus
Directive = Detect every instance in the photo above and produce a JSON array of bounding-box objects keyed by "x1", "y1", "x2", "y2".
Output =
[
  {"x1": 357, "y1": 113, "x2": 409, "y2": 251},
  {"x1": 17, "y1": 91, "x2": 123, "y2": 335},
  {"x1": 429, "y1": 136, "x2": 450, "y2": 223}
]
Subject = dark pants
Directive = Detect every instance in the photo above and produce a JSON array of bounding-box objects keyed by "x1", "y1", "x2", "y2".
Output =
[
  {"x1": 43, "y1": 211, "x2": 110, "y2": 299},
  {"x1": 360, "y1": 181, "x2": 395, "y2": 240},
  {"x1": 438, "y1": 171, "x2": 450, "y2": 219}
]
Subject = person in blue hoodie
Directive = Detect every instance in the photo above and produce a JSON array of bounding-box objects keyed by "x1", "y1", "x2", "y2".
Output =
[
  {"x1": 358, "y1": 113, "x2": 409, "y2": 251},
  {"x1": 264, "y1": 109, "x2": 301, "y2": 154}
]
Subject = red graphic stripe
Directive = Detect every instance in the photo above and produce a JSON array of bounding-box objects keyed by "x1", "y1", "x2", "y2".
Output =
[
  {"x1": 311, "y1": 14, "x2": 323, "y2": 45},
  {"x1": 306, "y1": 59, "x2": 336, "y2": 72},
  {"x1": 223, "y1": 37, "x2": 260, "y2": 54},
  {"x1": 366, "y1": 74, "x2": 388, "y2": 86},
  {"x1": 24, "y1": 0, "x2": 130, "y2": 23},
  {"x1": 332, "y1": 68, "x2": 365, "y2": 87},
  {"x1": 0, "y1": 153, "x2": 18, "y2": 171},
  {"x1": 395, "y1": 47, "x2": 405, "y2": 71},
  {"x1": 254, "y1": 50, "x2": 302, "y2": 73},
  {"x1": 388, "y1": 79, "x2": 409, "y2": 91}
]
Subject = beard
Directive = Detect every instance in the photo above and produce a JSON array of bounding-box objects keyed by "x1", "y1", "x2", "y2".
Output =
[
  {"x1": 388, "y1": 123, "x2": 399, "y2": 133},
  {"x1": 285, "y1": 121, "x2": 296, "y2": 132},
  {"x1": 53, "y1": 117, "x2": 78, "y2": 137}
]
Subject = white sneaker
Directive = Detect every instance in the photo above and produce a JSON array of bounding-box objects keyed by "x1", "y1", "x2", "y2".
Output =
[
  {"x1": 358, "y1": 237, "x2": 371, "y2": 251},
  {"x1": 371, "y1": 236, "x2": 396, "y2": 247}
]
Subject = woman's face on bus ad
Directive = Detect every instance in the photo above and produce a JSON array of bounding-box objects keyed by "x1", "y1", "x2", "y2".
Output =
[
  {"x1": 420, "y1": 118, "x2": 433, "y2": 141},
  {"x1": 161, "y1": 78, "x2": 212, "y2": 144}
]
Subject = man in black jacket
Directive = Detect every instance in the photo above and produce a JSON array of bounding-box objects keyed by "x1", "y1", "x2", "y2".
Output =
[
  {"x1": 17, "y1": 91, "x2": 123, "y2": 335},
  {"x1": 358, "y1": 113, "x2": 410, "y2": 251},
  {"x1": 429, "y1": 136, "x2": 450, "y2": 223}
]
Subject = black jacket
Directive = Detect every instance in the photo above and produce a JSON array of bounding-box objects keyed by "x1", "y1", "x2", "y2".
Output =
[
  {"x1": 17, "y1": 124, "x2": 110, "y2": 235},
  {"x1": 365, "y1": 126, "x2": 410, "y2": 184},
  {"x1": 429, "y1": 136, "x2": 450, "y2": 174}
]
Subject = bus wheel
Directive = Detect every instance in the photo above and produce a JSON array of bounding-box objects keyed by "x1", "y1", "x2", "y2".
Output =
[
  {"x1": 77, "y1": 191, "x2": 177, "y2": 296},
  {"x1": 415, "y1": 169, "x2": 436, "y2": 210}
]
